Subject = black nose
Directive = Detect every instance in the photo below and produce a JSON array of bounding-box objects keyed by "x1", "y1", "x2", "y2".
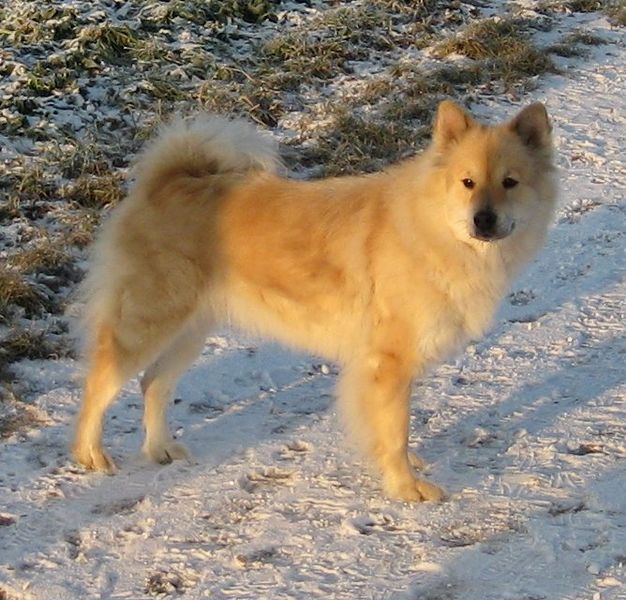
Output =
[{"x1": 473, "y1": 209, "x2": 498, "y2": 236}]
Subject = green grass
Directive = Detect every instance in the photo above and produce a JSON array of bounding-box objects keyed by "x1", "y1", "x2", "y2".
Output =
[
  {"x1": 260, "y1": 3, "x2": 400, "y2": 85},
  {"x1": 26, "y1": 63, "x2": 75, "y2": 96},
  {"x1": 141, "y1": 76, "x2": 188, "y2": 102},
  {"x1": 262, "y1": 33, "x2": 360, "y2": 81},
  {"x1": 0, "y1": 5, "x2": 78, "y2": 46},
  {"x1": 76, "y1": 23, "x2": 141, "y2": 64}
]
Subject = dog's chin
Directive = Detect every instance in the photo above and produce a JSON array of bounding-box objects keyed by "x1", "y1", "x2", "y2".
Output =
[
  {"x1": 470, "y1": 231, "x2": 509, "y2": 243},
  {"x1": 469, "y1": 223, "x2": 516, "y2": 243}
]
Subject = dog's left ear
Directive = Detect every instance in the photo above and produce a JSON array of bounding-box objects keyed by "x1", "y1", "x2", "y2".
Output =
[
  {"x1": 509, "y1": 103, "x2": 552, "y2": 148},
  {"x1": 433, "y1": 100, "x2": 476, "y2": 147}
]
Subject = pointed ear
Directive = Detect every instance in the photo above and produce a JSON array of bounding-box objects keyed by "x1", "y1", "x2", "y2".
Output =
[
  {"x1": 433, "y1": 100, "x2": 476, "y2": 147},
  {"x1": 509, "y1": 103, "x2": 552, "y2": 148}
]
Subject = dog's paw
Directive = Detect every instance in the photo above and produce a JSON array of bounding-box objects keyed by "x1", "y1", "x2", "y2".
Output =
[
  {"x1": 73, "y1": 443, "x2": 118, "y2": 474},
  {"x1": 143, "y1": 438, "x2": 191, "y2": 465},
  {"x1": 385, "y1": 476, "x2": 447, "y2": 503}
]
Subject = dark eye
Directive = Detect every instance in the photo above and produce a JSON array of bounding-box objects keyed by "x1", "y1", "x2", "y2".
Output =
[
  {"x1": 503, "y1": 177, "x2": 518, "y2": 189},
  {"x1": 462, "y1": 178, "x2": 475, "y2": 189}
]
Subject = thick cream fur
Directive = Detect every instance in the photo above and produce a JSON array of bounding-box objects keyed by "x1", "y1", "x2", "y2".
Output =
[{"x1": 73, "y1": 104, "x2": 557, "y2": 501}]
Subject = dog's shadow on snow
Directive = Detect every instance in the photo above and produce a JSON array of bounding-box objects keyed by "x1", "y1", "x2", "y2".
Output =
[
  {"x1": 162, "y1": 337, "x2": 336, "y2": 465},
  {"x1": 428, "y1": 322, "x2": 625, "y2": 497},
  {"x1": 84, "y1": 336, "x2": 338, "y2": 484}
]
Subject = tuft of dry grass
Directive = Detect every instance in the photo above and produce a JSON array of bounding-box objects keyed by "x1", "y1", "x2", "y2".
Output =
[
  {"x1": 196, "y1": 78, "x2": 284, "y2": 127},
  {"x1": 539, "y1": 0, "x2": 625, "y2": 22},
  {"x1": 56, "y1": 141, "x2": 116, "y2": 180},
  {"x1": 262, "y1": 34, "x2": 360, "y2": 81},
  {"x1": 0, "y1": 196, "x2": 20, "y2": 222},
  {"x1": 548, "y1": 29, "x2": 605, "y2": 57},
  {"x1": 62, "y1": 172, "x2": 125, "y2": 210},
  {"x1": 260, "y1": 3, "x2": 399, "y2": 86},
  {"x1": 606, "y1": 3, "x2": 626, "y2": 25},
  {"x1": 4, "y1": 164, "x2": 57, "y2": 209},
  {"x1": 6, "y1": 238, "x2": 81, "y2": 297},
  {"x1": 55, "y1": 209, "x2": 101, "y2": 249},
  {"x1": 565, "y1": 30, "x2": 607, "y2": 46},
  {"x1": 0, "y1": 269, "x2": 55, "y2": 322},
  {"x1": 298, "y1": 108, "x2": 417, "y2": 177},
  {"x1": 76, "y1": 23, "x2": 141, "y2": 65},
  {"x1": 26, "y1": 63, "x2": 75, "y2": 96},
  {"x1": 140, "y1": 0, "x2": 279, "y2": 28},
  {"x1": 559, "y1": 0, "x2": 604, "y2": 11},
  {"x1": 141, "y1": 76, "x2": 188, "y2": 102},
  {"x1": 0, "y1": 329, "x2": 63, "y2": 369},
  {"x1": 435, "y1": 18, "x2": 558, "y2": 84},
  {"x1": 10, "y1": 239, "x2": 64, "y2": 273},
  {"x1": 0, "y1": 5, "x2": 79, "y2": 46},
  {"x1": 0, "y1": 327, "x2": 71, "y2": 406}
]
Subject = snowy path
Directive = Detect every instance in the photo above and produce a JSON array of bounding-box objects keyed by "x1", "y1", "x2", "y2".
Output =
[{"x1": 1, "y1": 11, "x2": 625, "y2": 600}]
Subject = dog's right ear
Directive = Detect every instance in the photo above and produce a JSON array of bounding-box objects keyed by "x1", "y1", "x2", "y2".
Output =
[{"x1": 433, "y1": 100, "x2": 475, "y2": 147}]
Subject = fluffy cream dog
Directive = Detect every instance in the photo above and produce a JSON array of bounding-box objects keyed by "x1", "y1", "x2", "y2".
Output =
[{"x1": 73, "y1": 100, "x2": 557, "y2": 501}]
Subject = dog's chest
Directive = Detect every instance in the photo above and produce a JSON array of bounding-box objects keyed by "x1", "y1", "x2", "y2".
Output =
[{"x1": 413, "y1": 266, "x2": 506, "y2": 366}]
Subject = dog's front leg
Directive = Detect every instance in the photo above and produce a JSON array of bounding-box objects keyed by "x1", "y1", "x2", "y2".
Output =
[{"x1": 339, "y1": 349, "x2": 445, "y2": 502}]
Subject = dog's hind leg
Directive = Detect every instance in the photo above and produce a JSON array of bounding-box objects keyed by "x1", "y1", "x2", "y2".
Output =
[
  {"x1": 140, "y1": 318, "x2": 211, "y2": 465},
  {"x1": 73, "y1": 324, "x2": 145, "y2": 473},
  {"x1": 73, "y1": 287, "x2": 201, "y2": 471}
]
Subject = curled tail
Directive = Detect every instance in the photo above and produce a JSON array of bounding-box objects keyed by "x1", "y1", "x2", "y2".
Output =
[
  {"x1": 73, "y1": 114, "x2": 278, "y2": 354},
  {"x1": 132, "y1": 113, "x2": 280, "y2": 198}
]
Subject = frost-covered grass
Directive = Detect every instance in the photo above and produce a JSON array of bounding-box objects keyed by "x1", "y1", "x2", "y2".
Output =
[
  {"x1": 0, "y1": 0, "x2": 621, "y2": 421},
  {"x1": 434, "y1": 17, "x2": 558, "y2": 79}
]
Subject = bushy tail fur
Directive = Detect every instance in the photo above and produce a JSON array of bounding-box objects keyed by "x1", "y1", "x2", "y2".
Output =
[
  {"x1": 72, "y1": 114, "x2": 278, "y2": 354},
  {"x1": 132, "y1": 113, "x2": 279, "y2": 197}
]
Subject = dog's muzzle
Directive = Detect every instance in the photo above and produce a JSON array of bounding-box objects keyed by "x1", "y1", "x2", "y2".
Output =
[{"x1": 471, "y1": 209, "x2": 514, "y2": 241}]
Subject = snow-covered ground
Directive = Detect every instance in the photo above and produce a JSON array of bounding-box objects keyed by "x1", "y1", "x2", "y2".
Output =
[{"x1": 1, "y1": 4, "x2": 625, "y2": 600}]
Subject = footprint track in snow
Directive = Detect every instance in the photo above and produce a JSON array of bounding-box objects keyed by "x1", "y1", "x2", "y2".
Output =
[{"x1": 239, "y1": 467, "x2": 295, "y2": 493}]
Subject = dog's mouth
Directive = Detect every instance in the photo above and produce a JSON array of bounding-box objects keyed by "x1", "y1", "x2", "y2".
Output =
[
  {"x1": 470, "y1": 211, "x2": 515, "y2": 242},
  {"x1": 470, "y1": 223, "x2": 515, "y2": 242}
]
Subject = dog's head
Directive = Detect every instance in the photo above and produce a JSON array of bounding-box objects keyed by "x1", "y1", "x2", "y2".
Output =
[{"x1": 431, "y1": 100, "x2": 557, "y2": 246}]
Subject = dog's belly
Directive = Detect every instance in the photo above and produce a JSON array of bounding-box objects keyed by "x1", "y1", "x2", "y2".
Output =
[{"x1": 214, "y1": 276, "x2": 364, "y2": 362}]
